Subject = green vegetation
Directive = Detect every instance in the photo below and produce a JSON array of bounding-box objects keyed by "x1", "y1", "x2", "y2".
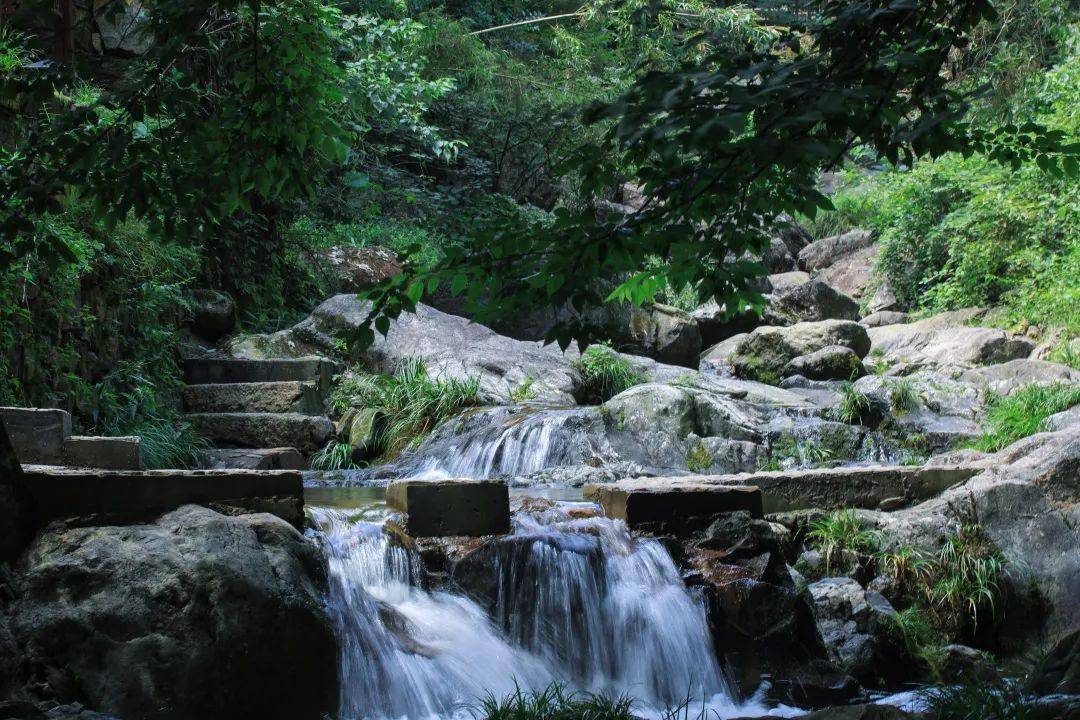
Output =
[
  {"x1": 685, "y1": 441, "x2": 713, "y2": 473},
  {"x1": 835, "y1": 383, "x2": 873, "y2": 425},
  {"x1": 477, "y1": 684, "x2": 633, "y2": 720},
  {"x1": 808, "y1": 510, "x2": 880, "y2": 574},
  {"x1": 509, "y1": 376, "x2": 539, "y2": 403},
  {"x1": 128, "y1": 418, "x2": 212, "y2": 471},
  {"x1": 888, "y1": 378, "x2": 920, "y2": 416},
  {"x1": 310, "y1": 441, "x2": 361, "y2": 472},
  {"x1": 759, "y1": 435, "x2": 833, "y2": 472},
  {"x1": 331, "y1": 358, "x2": 480, "y2": 461},
  {"x1": 975, "y1": 383, "x2": 1080, "y2": 452},
  {"x1": 574, "y1": 344, "x2": 645, "y2": 404},
  {"x1": 924, "y1": 680, "x2": 1039, "y2": 720}
]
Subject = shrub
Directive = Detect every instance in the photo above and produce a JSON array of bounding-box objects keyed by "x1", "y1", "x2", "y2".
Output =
[
  {"x1": 808, "y1": 509, "x2": 880, "y2": 574},
  {"x1": 574, "y1": 343, "x2": 645, "y2": 404},
  {"x1": 975, "y1": 383, "x2": 1080, "y2": 452},
  {"x1": 476, "y1": 683, "x2": 634, "y2": 720},
  {"x1": 886, "y1": 606, "x2": 948, "y2": 678},
  {"x1": 331, "y1": 357, "x2": 480, "y2": 461}
]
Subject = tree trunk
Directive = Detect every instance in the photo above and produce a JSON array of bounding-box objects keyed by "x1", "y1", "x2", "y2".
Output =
[
  {"x1": 53, "y1": 0, "x2": 74, "y2": 62},
  {"x1": 0, "y1": 421, "x2": 30, "y2": 564}
]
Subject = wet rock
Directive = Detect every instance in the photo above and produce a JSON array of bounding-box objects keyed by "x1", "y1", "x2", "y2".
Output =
[
  {"x1": 799, "y1": 230, "x2": 875, "y2": 272},
  {"x1": 769, "y1": 281, "x2": 861, "y2": 324},
  {"x1": 867, "y1": 308, "x2": 1034, "y2": 371},
  {"x1": 784, "y1": 345, "x2": 865, "y2": 381},
  {"x1": 311, "y1": 245, "x2": 402, "y2": 292},
  {"x1": 731, "y1": 321, "x2": 871, "y2": 383},
  {"x1": 860, "y1": 311, "x2": 910, "y2": 328},
  {"x1": 347, "y1": 407, "x2": 386, "y2": 461},
  {"x1": 2, "y1": 506, "x2": 338, "y2": 720},
  {"x1": 936, "y1": 644, "x2": 998, "y2": 683},
  {"x1": 700, "y1": 334, "x2": 747, "y2": 376},
  {"x1": 187, "y1": 289, "x2": 237, "y2": 341},
  {"x1": 1032, "y1": 627, "x2": 1080, "y2": 695},
  {"x1": 692, "y1": 302, "x2": 763, "y2": 348},
  {"x1": 387, "y1": 478, "x2": 510, "y2": 537},
  {"x1": 807, "y1": 577, "x2": 897, "y2": 683},
  {"x1": 585, "y1": 479, "x2": 763, "y2": 535}
]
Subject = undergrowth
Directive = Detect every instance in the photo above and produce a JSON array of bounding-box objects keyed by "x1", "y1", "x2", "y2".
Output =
[
  {"x1": 808, "y1": 509, "x2": 880, "y2": 574},
  {"x1": 975, "y1": 382, "x2": 1080, "y2": 452},
  {"x1": 476, "y1": 684, "x2": 634, "y2": 720},
  {"x1": 574, "y1": 343, "x2": 645, "y2": 404}
]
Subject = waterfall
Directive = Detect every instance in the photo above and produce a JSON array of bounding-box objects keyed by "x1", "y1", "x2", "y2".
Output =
[
  {"x1": 312, "y1": 503, "x2": 774, "y2": 720},
  {"x1": 399, "y1": 407, "x2": 607, "y2": 480}
]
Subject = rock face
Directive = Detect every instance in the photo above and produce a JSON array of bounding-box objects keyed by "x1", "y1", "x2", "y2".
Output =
[
  {"x1": 818, "y1": 244, "x2": 881, "y2": 300},
  {"x1": 769, "y1": 281, "x2": 861, "y2": 324},
  {"x1": 312, "y1": 245, "x2": 402, "y2": 292},
  {"x1": 866, "y1": 308, "x2": 1034, "y2": 371},
  {"x1": 2, "y1": 506, "x2": 338, "y2": 720},
  {"x1": 731, "y1": 321, "x2": 871, "y2": 382},
  {"x1": 625, "y1": 303, "x2": 702, "y2": 367},
  {"x1": 959, "y1": 359, "x2": 1080, "y2": 397},
  {"x1": 784, "y1": 345, "x2": 865, "y2": 381},
  {"x1": 798, "y1": 230, "x2": 875, "y2": 272},
  {"x1": 186, "y1": 289, "x2": 237, "y2": 341},
  {"x1": 807, "y1": 577, "x2": 896, "y2": 682}
]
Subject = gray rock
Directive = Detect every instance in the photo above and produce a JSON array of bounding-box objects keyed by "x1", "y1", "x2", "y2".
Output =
[
  {"x1": 860, "y1": 311, "x2": 910, "y2": 328},
  {"x1": 700, "y1": 334, "x2": 747, "y2": 376},
  {"x1": 3, "y1": 505, "x2": 338, "y2": 720},
  {"x1": 784, "y1": 345, "x2": 865, "y2": 381},
  {"x1": 311, "y1": 245, "x2": 402, "y2": 292},
  {"x1": 768, "y1": 271, "x2": 812, "y2": 294},
  {"x1": 762, "y1": 237, "x2": 799, "y2": 273},
  {"x1": 625, "y1": 303, "x2": 702, "y2": 367},
  {"x1": 937, "y1": 644, "x2": 997, "y2": 683},
  {"x1": 817, "y1": 244, "x2": 881, "y2": 299},
  {"x1": 1046, "y1": 406, "x2": 1080, "y2": 431},
  {"x1": 867, "y1": 308, "x2": 1034, "y2": 371},
  {"x1": 807, "y1": 577, "x2": 896, "y2": 680},
  {"x1": 769, "y1": 280, "x2": 861, "y2": 324},
  {"x1": 865, "y1": 282, "x2": 901, "y2": 314},
  {"x1": 731, "y1": 320, "x2": 871, "y2": 383},
  {"x1": 959, "y1": 359, "x2": 1080, "y2": 397},
  {"x1": 799, "y1": 230, "x2": 875, "y2": 272},
  {"x1": 187, "y1": 289, "x2": 237, "y2": 341}
]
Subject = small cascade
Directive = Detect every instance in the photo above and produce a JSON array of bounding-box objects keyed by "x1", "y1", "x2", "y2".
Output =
[
  {"x1": 311, "y1": 503, "x2": 774, "y2": 720},
  {"x1": 399, "y1": 406, "x2": 608, "y2": 479}
]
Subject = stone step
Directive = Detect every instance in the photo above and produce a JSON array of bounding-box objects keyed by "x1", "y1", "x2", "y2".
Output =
[
  {"x1": 585, "y1": 480, "x2": 763, "y2": 535},
  {"x1": 387, "y1": 478, "x2": 510, "y2": 537},
  {"x1": 182, "y1": 381, "x2": 324, "y2": 415},
  {"x1": 183, "y1": 358, "x2": 338, "y2": 390},
  {"x1": 185, "y1": 413, "x2": 334, "y2": 455},
  {"x1": 21, "y1": 466, "x2": 305, "y2": 529},
  {"x1": 204, "y1": 448, "x2": 307, "y2": 471},
  {"x1": 1, "y1": 407, "x2": 71, "y2": 465},
  {"x1": 62, "y1": 436, "x2": 141, "y2": 470}
]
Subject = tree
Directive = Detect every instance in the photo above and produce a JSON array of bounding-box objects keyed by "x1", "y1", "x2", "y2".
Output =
[{"x1": 358, "y1": 0, "x2": 1079, "y2": 349}]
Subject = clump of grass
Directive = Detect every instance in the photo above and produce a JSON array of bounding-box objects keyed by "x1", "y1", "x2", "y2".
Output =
[
  {"x1": 476, "y1": 683, "x2": 634, "y2": 720},
  {"x1": 509, "y1": 375, "x2": 539, "y2": 402},
  {"x1": 1048, "y1": 339, "x2": 1080, "y2": 371},
  {"x1": 877, "y1": 544, "x2": 933, "y2": 588},
  {"x1": 974, "y1": 382, "x2": 1080, "y2": 452},
  {"x1": 574, "y1": 343, "x2": 645, "y2": 404},
  {"x1": 759, "y1": 434, "x2": 834, "y2": 471},
  {"x1": 923, "y1": 679, "x2": 1039, "y2": 720},
  {"x1": 929, "y1": 524, "x2": 1006, "y2": 630},
  {"x1": 886, "y1": 606, "x2": 949, "y2": 678},
  {"x1": 331, "y1": 357, "x2": 480, "y2": 461},
  {"x1": 685, "y1": 440, "x2": 713, "y2": 472},
  {"x1": 131, "y1": 418, "x2": 211, "y2": 470},
  {"x1": 888, "y1": 378, "x2": 920, "y2": 416},
  {"x1": 808, "y1": 509, "x2": 880, "y2": 574},
  {"x1": 310, "y1": 440, "x2": 360, "y2": 471},
  {"x1": 865, "y1": 349, "x2": 891, "y2": 376},
  {"x1": 835, "y1": 382, "x2": 873, "y2": 424}
]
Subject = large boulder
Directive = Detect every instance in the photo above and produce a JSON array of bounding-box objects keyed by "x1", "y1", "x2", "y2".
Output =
[
  {"x1": 731, "y1": 321, "x2": 871, "y2": 383},
  {"x1": 2, "y1": 506, "x2": 338, "y2": 719},
  {"x1": 186, "y1": 289, "x2": 237, "y2": 341},
  {"x1": 769, "y1": 281, "x2": 861, "y2": 324},
  {"x1": 768, "y1": 271, "x2": 812, "y2": 295},
  {"x1": 959, "y1": 359, "x2": 1080, "y2": 397},
  {"x1": 784, "y1": 346, "x2": 865, "y2": 381},
  {"x1": 312, "y1": 245, "x2": 402, "y2": 292},
  {"x1": 817, "y1": 244, "x2": 881, "y2": 300},
  {"x1": 807, "y1": 577, "x2": 897, "y2": 683},
  {"x1": 625, "y1": 303, "x2": 702, "y2": 367},
  {"x1": 799, "y1": 230, "x2": 875, "y2": 272},
  {"x1": 866, "y1": 309, "x2": 1034, "y2": 371}
]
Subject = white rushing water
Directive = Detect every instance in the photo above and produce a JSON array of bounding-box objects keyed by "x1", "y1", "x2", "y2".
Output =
[{"x1": 311, "y1": 503, "x2": 792, "y2": 720}]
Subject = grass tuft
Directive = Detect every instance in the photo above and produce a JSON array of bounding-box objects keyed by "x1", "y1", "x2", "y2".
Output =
[
  {"x1": 475, "y1": 683, "x2": 634, "y2": 720},
  {"x1": 131, "y1": 418, "x2": 211, "y2": 470},
  {"x1": 310, "y1": 440, "x2": 360, "y2": 471},
  {"x1": 974, "y1": 382, "x2": 1080, "y2": 452},
  {"x1": 923, "y1": 679, "x2": 1039, "y2": 720},
  {"x1": 808, "y1": 509, "x2": 880, "y2": 574},
  {"x1": 834, "y1": 382, "x2": 873, "y2": 424},
  {"x1": 574, "y1": 343, "x2": 646, "y2": 404}
]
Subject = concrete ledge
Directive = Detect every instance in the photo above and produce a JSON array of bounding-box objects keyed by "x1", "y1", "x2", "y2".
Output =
[
  {"x1": 185, "y1": 412, "x2": 334, "y2": 454},
  {"x1": 181, "y1": 381, "x2": 324, "y2": 415},
  {"x1": 1, "y1": 407, "x2": 71, "y2": 465},
  {"x1": 205, "y1": 448, "x2": 307, "y2": 470},
  {"x1": 387, "y1": 478, "x2": 509, "y2": 537},
  {"x1": 691, "y1": 464, "x2": 979, "y2": 512},
  {"x1": 585, "y1": 480, "x2": 762, "y2": 535},
  {"x1": 21, "y1": 466, "x2": 304, "y2": 529},
  {"x1": 183, "y1": 358, "x2": 338, "y2": 391},
  {"x1": 63, "y1": 436, "x2": 142, "y2": 470}
]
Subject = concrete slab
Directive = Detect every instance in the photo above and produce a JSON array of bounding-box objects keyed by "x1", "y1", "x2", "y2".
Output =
[
  {"x1": 183, "y1": 358, "x2": 338, "y2": 391},
  {"x1": 62, "y1": 436, "x2": 142, "y2": 470},
  {"x1": 185, "y1": 412, "x2": 334, "y2": 454},
  {"x1": 387, "y1": 478, "x2": 509, "y2": 537},
  {"x1": 205, "y1": 448, "x2": 307, "y2": 470},
  {"x1": 182, "y1": 381, "x2": 324, "y2": 415},
  {"x1": 1, "y1": 407, "x2": 71, "y2": 464},
  {"x1": 21, "y1": 466, "x2": 305, "y2": 529},
  {"x1": 585, "y1": 479, "x2": 763, "y2": 535}
]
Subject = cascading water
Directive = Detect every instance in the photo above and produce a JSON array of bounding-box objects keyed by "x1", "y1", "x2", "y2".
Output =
[{"x1": 312, "y1": 502, "x2": 783, "y2": 720}]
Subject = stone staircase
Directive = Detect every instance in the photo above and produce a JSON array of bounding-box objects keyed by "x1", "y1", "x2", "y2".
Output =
[
  {"x1": 182, "y1": 358, "x2": 338, "y2": 470},
  {"x1": 1, "y1": 407, "x2": 142, "y2": 469}
]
